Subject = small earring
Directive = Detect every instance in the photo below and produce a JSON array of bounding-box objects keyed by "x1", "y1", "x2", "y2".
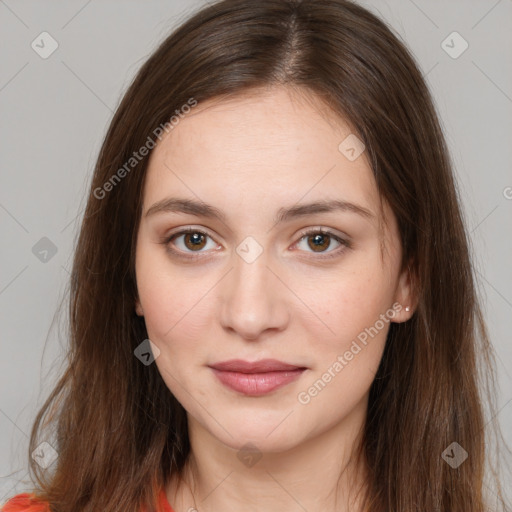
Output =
[{"x1": 405, "y1": 306, "x2": 411, "y2": 312}]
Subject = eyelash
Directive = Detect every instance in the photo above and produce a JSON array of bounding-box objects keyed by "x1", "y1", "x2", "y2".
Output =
[{"x1": 161, "y1": 227, "x2": 351, "y2": 261}]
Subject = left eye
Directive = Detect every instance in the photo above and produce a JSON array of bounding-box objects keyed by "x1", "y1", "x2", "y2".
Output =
[{"x1": 294, "y1": 229, "x2": 345, "y2": 254}]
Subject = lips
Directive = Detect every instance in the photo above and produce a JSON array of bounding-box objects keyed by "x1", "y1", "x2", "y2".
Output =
[
  {"x1": 208, "y1": 359, "x2": 307, "y2": 396},
  {"x1": 209, "y1": 359, "x2": 304, "y2": 373}
]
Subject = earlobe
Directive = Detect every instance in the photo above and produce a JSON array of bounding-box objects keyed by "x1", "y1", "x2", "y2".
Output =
[
  {"x1": 392, "y1": 263, "x2": 418, "y2": 323},
  {"x1": 135, "y1": 299, "x2": 144, "y2": 316}
]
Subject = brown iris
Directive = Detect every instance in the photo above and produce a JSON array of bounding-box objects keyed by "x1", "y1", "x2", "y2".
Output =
[
  {"x1": 307, "y1": 233, "x2": 331, "y2": 252},
  {"x1": 184, "y1": 232, "x2": 207, "y2": 251}
]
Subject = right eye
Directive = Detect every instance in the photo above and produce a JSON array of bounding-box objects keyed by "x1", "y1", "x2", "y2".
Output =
[{"x1": 162, "y1": 228, "x2": 221, "y2": 258}]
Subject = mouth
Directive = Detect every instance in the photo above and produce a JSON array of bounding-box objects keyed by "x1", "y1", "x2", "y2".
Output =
[{"x1": 208, "y1": 359, "x2": 307, "y2": 396}]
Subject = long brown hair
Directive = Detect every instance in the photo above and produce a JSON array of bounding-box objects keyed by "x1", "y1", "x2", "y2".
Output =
[{"x1": 18, "y1": 0, "x2": 510, "y2": 510}]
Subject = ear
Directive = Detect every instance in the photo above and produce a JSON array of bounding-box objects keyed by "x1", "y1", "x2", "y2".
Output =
[
  {"x1": 391, "y1": 262, "x2": 417, "y2": 323},
  {"x1": 135, "y1": 298, "x2": 144, "y2": 316}
]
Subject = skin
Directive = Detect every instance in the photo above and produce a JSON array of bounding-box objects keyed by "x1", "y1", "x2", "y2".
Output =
[{"x1": 134, "y1": 85, "x2": 416, "y2": 512}]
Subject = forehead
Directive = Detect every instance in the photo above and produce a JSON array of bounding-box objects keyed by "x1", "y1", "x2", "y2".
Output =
[
  {"x1": 169, "y1": 87, "x2": 355, "y2": 153},
  {"x1": 144, "y1": 86, "x2": 378, "y2": 209}
]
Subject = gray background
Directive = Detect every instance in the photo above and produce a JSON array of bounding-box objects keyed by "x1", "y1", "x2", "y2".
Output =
[{"x1": 1, "y1": 0, "x2": 511, "y2": 502}]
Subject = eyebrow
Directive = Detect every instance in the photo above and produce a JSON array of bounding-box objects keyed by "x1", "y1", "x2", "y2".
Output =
[{"x1": 144, "y1": 197, "x2": 375, "y2": 223}]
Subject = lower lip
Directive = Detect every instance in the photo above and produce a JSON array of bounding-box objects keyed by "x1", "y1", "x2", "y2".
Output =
[{"x1": 210, "y1": 368, "x2": 305, "y2": 396}]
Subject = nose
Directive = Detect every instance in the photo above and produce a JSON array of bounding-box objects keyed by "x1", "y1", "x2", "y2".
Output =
[{"x1": 219, "y1": 246, "x2": 290, "y2": 341}]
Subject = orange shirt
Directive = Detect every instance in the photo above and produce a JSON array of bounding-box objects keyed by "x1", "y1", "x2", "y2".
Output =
[{"x1": 1, "y1": 489, "x2": 175, "y2": 512}]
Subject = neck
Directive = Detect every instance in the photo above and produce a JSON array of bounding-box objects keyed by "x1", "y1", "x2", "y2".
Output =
[{"x1": 167, "y1": 397, "x2": 370, "y2": 512}]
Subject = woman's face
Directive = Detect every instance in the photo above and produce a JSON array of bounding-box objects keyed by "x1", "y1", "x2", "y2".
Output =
[{"x1": 135, "y1": 86, "x2": 413, "y2": 453}]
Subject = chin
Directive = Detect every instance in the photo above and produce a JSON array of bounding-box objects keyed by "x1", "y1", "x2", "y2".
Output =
[{"x1": 203, "y1": 413, "x2": 307, "y2": 454}]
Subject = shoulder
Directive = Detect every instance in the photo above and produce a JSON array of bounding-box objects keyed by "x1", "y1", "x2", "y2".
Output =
[
  {"x1": 3, "y1": 490, "x2": 173, "y2": 512},
  {"x1": 1, "y1": 493, "x2": 50, "y2": 512}
]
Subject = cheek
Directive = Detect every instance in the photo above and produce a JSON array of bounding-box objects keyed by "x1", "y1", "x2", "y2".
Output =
[
  {"x1": 295, "y1": 271, "x2": 392, "y2": 413},
  {"x1": 136, "y1": 262, "x2": 212, "y2": 400},
  {"x1": 135, "y1": 247, "x2": 216, "y2": 351},
  {"x1": 300, "y1": 261, "x2": 394, "y2": 350}
]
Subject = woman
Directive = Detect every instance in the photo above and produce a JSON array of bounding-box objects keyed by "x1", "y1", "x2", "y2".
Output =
[{"x1": 2, "y1": 0, "x2": 510, "y2": 511}]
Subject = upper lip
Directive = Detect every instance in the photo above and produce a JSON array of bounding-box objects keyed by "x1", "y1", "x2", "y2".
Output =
[{"x1": 209, "y1": 359, "x2": 305, "y2": 373}]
